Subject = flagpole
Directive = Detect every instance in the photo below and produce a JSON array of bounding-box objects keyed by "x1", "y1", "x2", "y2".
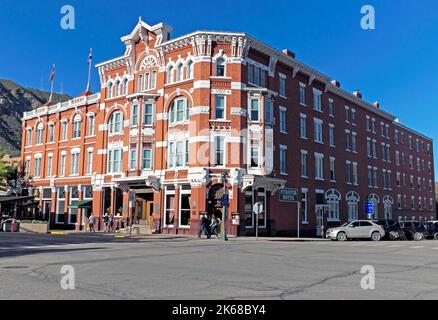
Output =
[
  {"x1": 86, "y1": 49, "x2": 93, "y2": 92},
  {"x1": 49, "y1": 76, "x2": 54, "y2": 102},
  {"x1": 49, "y1": 64, "x2": 56, "y2": 103}
]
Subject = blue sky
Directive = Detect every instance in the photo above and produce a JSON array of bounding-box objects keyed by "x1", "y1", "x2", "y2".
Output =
[{"x1": 1, "y1": 0, "x2": 437, "y2": 176}]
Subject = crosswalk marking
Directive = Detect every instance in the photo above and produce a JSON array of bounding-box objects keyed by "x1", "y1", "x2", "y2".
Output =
[{"x1": 409, "y1": 246, "x2": 424, "y2": 249}]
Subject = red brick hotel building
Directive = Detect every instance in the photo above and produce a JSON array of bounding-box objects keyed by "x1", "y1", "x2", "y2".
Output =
[{"x1": 21, "y1": 19, "x2": 436, "y2": 236}]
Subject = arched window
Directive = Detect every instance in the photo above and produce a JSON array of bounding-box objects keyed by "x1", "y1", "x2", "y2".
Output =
[
  {"x1": 87, "y1": 113, "x2": 95, "y2": 136},
  {"x1": 36, "y1": 123, "x2": 44, "y2": 145},
  {"x1": 383, "y1": 196, "x2": 393, "y2": 220},
  {"x1": 216, "y1": 58, "x2": 226, "y2": 77},
  {"x1": 326, "y1": 189, "x2": 341, "y2": 221},
  {"x1": 114, "y1": 80, "x2": 121, "y2": 97},
  {"x1": 107, "y1": 82, "x2": 113, "y2": 98},
  {"x1": 122, "y1": 78, "x2": 128, "y2": 95},
  {"x1": 169, "y1": 103, "x2": 175, "y2": 123},
  {"x1": 72, "y1": 114, "x2": 82, "y2": 139},
  {"x1": 109, "y1": 111, "x2": 123, "y2": 134},
  {"x1": 186, "y1": 60, "x2": 193, "y2": 79},
  {"x1": 138, "y1": 74, "x2": 143, "y2": 92},
  {"x1": 26, "y1": 127, "x2": 33, "y2": 146},
  {"x1": 176, "y1": 63, "x2": 183, "y2": 82},
  {"x1": 346, "y1": 191, "x2": 360, "y2": 221},
  {"x1": 168, "y1": 97, "x2": 190, "y2": 124},
  {"x1": 167, "y1": 66, "x2": 174, "y2": 84},
  {"x1": 48, "y1": 122, "x2": 55, "y2": 143},
  {"x1": 367, "y1": 194, "x2": 380, "y2": 219}
]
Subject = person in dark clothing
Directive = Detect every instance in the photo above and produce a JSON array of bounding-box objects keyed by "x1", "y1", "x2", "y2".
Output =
[
  {"x1": 103, "y1": 213, "x2": 110, "y2": 232},
  {"x1": 210, "y1": 214, "x2": 220, "y2": 239},
  {"x1": 198, "y1": 214, "x2": 211, "y2": 239}
]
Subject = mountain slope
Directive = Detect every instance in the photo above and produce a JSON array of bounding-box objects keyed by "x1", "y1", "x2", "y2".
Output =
[{"x1": 0, "y1": 79, "x2": 70, "y2": 156}]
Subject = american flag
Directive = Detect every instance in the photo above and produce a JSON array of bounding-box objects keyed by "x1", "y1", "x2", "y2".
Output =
[
  {"x1": 88, "y1": 49, "x2": 93, "y2": 65},
  {"x1": 49, "y1": 64, "x2": 56, "y2": 81}
]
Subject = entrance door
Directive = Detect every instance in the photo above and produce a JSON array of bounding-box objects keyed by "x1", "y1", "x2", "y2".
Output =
[
  {"x1": 43, "y1": 201, "x2": 51, "y2": 221},
  {"x1": 316, "y1": 206, "x2": 324, "y2": 236},
  {"x1": 146, "y1": 201, "x2": 154, "y2": 226}
]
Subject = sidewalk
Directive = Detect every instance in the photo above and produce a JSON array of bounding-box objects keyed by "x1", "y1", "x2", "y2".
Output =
[
  {"x1": 48, "y1": 230, "x2": 190, "y2": 240},
  {"x1": 48, "y1": 230, "x2": 329, "y2": 242},
  {"x1": 231, "y1": 236, "x2": 329, "y2": 242}
]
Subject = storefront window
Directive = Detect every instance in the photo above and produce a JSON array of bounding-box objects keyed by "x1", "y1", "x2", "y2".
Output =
[
  {"x1": 56, "y1": 188, "x2": 65, "y2": 223},
  {"x1": 179, "y1": 185, "x2": 191, "y2": 227},
  {"x1": 244, "y1": 188, "x2": 267, "y2": 229},
  {"x1": 69, "y1": 186, "x2": 79, "y2": 224},
  {"x1": 165, "y1": 187, "x2": 175, "y2": 226},
  {"x1": 82, "y1": 186, "x2": 93, "y2": 199}
]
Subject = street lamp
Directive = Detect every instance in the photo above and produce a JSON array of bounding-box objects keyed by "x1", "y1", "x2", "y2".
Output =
[{"x1": 221, "y1": 170, "x2": 228, "y2": 241}]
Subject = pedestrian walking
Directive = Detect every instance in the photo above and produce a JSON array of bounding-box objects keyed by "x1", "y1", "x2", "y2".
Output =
[
  {"x1": 210, "y1": 214, "x2": 220, "y2": 239},
  {"x1": 103, "y1": 213, "x2": 109, "y2": 232},
  {"x1": 198, "y1": 214, "x2": 211, "y2": 239},
  {"x1": 88, "y1": 213, "x2": 96, "y2": 234},
  {"x1": 108, "y1": 215, "x2": 114, "y2": 233}
]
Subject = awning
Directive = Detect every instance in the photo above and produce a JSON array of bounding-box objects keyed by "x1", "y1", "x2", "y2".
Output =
[
  {"x1": 0, "y1": 196, "x2": 35, "y2": 204},
  {"x1": 18, "y1": 200, "x2": 39, "y2": 207},
  {"x1": 241, "y1": 175, "x2": 287, "y2": 194},
  {"x1": 68, "y1": 200, "x2": 92, "y2": 209}
]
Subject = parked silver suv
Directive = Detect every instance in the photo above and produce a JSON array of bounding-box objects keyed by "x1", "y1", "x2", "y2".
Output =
[{"x1": 326, "y1": 220, "x2": 385, "y2": 241}]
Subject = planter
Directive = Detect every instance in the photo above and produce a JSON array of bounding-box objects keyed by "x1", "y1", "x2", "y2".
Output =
[{"x1": 20, "y1": 222, "x2": 49, "y2": 234}]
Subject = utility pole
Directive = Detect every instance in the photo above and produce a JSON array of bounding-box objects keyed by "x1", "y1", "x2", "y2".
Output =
[{"x1": 221, "y1": 171, "x2": 228, "y2": 241}]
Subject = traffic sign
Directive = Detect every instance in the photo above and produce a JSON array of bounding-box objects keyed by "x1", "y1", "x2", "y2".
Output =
[
  {"x1": 253, "y1": 202, "x2": 263, "y2": 215},
  {"x1": 279, "y1": 188, "x2": 299, "y2": 203}
]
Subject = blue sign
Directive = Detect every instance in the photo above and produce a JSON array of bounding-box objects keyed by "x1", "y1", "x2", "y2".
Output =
[
  {"x1": 222, "y1": 194, "x2": 229, "y2": 208},
  {"x1": 365, "y1": 201, "x2": 374, "y2": 214}
]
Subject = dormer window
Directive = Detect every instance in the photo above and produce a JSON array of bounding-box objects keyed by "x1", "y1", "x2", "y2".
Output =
[{"x1": 216, "y1": 58, "x2": 225, "y2": 77}]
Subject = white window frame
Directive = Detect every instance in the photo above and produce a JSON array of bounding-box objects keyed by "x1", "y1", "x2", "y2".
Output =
[{"x1": 313, "y1": 118, "x2": 323, "y2": 144}]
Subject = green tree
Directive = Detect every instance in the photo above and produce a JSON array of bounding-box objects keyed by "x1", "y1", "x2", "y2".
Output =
[{"x1": 0, "y1": 148, "x2": 17, "y2": 189}]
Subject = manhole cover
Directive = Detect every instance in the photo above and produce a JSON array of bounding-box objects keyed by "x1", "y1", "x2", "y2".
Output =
[{"x1": 3, "y1": 266, "x2": 29, "y2": 270}]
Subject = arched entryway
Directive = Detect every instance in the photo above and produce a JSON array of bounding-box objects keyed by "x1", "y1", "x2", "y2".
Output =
[{"x1": 207, "y1": 184, "x2": 225, "y2": 220}]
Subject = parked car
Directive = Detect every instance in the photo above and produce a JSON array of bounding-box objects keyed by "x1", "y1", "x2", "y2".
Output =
[
  {"x1": 424, "y1": 221, "x2": 438, "y2": 240},
  {"x1": 372, "y1": 219, "x2": 407, "y2": 240},
  {"x1": 399, "y1": 221, "x2": 428, "y2": 241},
  {"x1": 326, "y1": 220, "x2": 385, "y2": 241}
]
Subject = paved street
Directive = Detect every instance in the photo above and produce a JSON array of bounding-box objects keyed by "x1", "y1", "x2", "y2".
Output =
[{"x1": 1, "y1": 233, "x2": 438, "y2": 300}]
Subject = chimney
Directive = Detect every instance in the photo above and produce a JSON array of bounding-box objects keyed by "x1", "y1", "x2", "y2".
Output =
[
  {"x1": 331, "y1": 80, "x2": 341, "y2": 88},
  {"x1": 282, "y1": 49, "x2": 296, "y2": 59},
  {"x1": 373, "y1": 101, "x2": 380, "y2": 109},
  {"x1": 353, "y1": 90, "x2": 362, "y2": 99}
]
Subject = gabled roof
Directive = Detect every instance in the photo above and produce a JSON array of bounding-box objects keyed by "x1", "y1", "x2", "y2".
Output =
[{"x1": 120, "y1": 18, "x2": 173, "y2": 43}]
